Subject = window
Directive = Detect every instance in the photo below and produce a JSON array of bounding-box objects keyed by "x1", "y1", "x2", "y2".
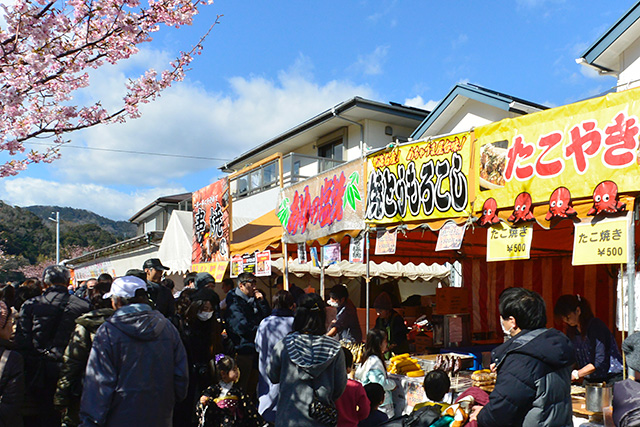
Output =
[{"x1": 317, "y1": 127, "x2": 347, "y2": 172}]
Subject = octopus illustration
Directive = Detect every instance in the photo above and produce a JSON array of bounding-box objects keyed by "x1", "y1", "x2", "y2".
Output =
[
  {"x1": 545, "y1": 187, "x2": 577, "y2": 221},
  {"x1": 508, "y1": 192, "x2": 535, "y2": 223},
  {"x1": 587, "y1": 180, "x2": 626, "y2": 215},
  {"x1": 478, "y1": 198, "x2": 500, "y2": 226}
]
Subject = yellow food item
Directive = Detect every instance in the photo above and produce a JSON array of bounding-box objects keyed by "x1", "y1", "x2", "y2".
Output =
[
  {"x1": 390, "y1": 353, "x2": 410, "y2": 362},
  {"x1": 396, "y1": 359, "x2": 420, "y2": 369},
  {"x1": 406, "y1": 370, "x2": 425, "y2": 377}
]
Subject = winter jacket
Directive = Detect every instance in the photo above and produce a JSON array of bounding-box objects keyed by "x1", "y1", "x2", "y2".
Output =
[
  {"x1": 224, "y1": 288, "x2": 271, "y2": 355},
  {"x1": 355, "y1": 355, "x2": 396, "y2": 418},
  {"x1": 267, "y1": 332, "x2": 347, "y2": 427},
  {"x1": 335, "y1": 378, "x2": 370, "y2": 426},
  {"x1": 375, "y1": 310, "x2": 409, "y2": 357},
  {"x1": 255, "y1": 308, "x2": 294, "y2": 422},
  {"x1": 196, "y1": 382, "x2": 263, "y2": 427},
  {"x1": 15, "y1": 285, "x2": 90, "y2": 411},
  {"x1": 613, "y1": 379, "x2": 640, "y2": 427},
  {"x1": 79, "y1": 303, "x2": 189, "y2": 427},
  {"x1": 477, "y1": 328, "x2": 575, "y2": 427},
  {"x1": 0, "y1": 339, "x2": 24, "y2": 427},
  {"x1": 53, "y1": 307, "x2": 114, "y2": 426},
  {"x1": 147, "y1": 280, "x2": 176, "y2": 318}
]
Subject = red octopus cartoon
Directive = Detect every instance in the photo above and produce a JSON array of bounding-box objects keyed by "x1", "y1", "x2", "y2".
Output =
[
  {"x1": 545, "y1": 187, "x2": 577, "y2": 221},
  {"x1": 587, "y1": 181, "x2": 626, "y2": 215},
  {"x1": 478, "y1": 198, "x2": 500, "y2": 226},
  {"x1": 508, "y1": 192, "x2": 535, "y2": 223}
]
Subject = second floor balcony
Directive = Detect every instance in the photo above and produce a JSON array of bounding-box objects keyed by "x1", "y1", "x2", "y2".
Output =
[{"x1": 229, "y1": 152, "x2": 344, "y2": 201}]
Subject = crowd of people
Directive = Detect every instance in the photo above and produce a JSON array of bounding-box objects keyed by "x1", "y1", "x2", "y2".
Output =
[{"x1": 0, "y1": 260, "x2": 638, "y2": 427}]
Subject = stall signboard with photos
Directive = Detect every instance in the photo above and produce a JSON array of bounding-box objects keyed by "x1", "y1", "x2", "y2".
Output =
[
  {"x1": 365, "y1": 131, "x2": 473, "y2": 224},
  {"x1": 192, "y1": 178, "x2": 230, "y2": 262},
  {"x1": 277, "y1": 160, "x2": 365, "y2": 244},
  {"x1": 475, "y1": 86, "x2": 640, "y2": 224}
]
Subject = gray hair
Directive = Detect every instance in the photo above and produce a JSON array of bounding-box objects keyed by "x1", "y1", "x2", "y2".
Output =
[{"x1": 42, "y1": 265, "x2": 71, "y2": 286}]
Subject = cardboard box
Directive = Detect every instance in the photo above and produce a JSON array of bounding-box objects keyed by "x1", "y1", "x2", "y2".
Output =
[
  {"x1": 414, "y1": 334, "x2": 433, "y2": 353},
  {"x1": 434, "y1": 287, "x2": 469, "y2": 315}
]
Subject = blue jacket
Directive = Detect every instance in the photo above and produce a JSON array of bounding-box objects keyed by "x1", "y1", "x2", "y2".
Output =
[
  {"x1": 79, "y1": 304, "x2": 188, "y2": 427},
  {"x1": 224, "y1": 288, "x2": 271, "y2": 354},
  {"x1": 477, "y1": 328, "x2": 575, "y2": 427}
]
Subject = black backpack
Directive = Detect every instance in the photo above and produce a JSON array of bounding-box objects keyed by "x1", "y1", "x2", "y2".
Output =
[{"x1": 378, "y1": 405, "x2": 441, "y2": 427}]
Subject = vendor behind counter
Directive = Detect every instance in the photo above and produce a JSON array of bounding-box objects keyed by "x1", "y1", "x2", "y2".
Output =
[{"x1": 374, "y1": 292, "x2": 409, "y2": 358}]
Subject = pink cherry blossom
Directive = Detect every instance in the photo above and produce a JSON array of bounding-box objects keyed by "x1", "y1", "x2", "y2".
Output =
[{"x1": 0, "y1": 0, "x2": 218, "y2": 177}]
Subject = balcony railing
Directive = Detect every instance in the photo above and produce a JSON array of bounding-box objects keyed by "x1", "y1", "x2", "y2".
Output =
[{"x1": 229, "y1": 153, "x2": 344, "y2": 200}]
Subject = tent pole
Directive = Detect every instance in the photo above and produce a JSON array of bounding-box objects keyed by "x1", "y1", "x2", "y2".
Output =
[
  {"x1": 366, "y1": 227, "x2": 371, "y2": 334},
  {"x1": 320, "y1": 247, "x2": 325, "y2": 299},
  {"x1": 628, "y1": 206, "x2": 637, "y2": 379},
  {"x1": 283, "y1": 238, "x2": 289, "y2": 291}
]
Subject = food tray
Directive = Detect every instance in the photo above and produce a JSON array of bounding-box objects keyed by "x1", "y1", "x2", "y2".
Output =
[{"x1": 412, "y1": 353, "x2": 475, "y2": 372}]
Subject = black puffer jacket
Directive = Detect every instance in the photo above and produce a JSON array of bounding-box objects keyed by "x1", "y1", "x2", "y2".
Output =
[
  {"x1": 147, "y1": 281, "x2": 176, "y2": 318},
  {"x1": 0, "y1": 339, "x2": 24, "y2": 427},
  {"x1": 224, "y1": 288, "x2": 271, "y2": 354},
  {"x1": 15, "y1": 286, "x2": 90, "y2": 394},
  {"x1": 477, "y1": 328, "x2": 575, "y2": 427}
]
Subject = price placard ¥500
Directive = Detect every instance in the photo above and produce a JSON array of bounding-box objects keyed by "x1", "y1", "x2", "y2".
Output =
[
  {"x1": 486, "y1": 222, "x2": 533, "y2": 262},
  {"x1": 572, "y1": 216, "x2": 628, "y2": 266}
]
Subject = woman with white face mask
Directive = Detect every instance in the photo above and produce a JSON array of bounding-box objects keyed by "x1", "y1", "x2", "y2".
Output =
[{"x1": 180, "y1": 292, "x2": 223, "y2": 426}]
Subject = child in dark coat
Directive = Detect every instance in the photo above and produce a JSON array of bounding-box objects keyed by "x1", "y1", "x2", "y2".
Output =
[
  {"x1": 197, "y1": 354, "x2": 263, "y2": 427},
  {"x1": 359, "y1": 383, "x2": 388, "y2": 427}
]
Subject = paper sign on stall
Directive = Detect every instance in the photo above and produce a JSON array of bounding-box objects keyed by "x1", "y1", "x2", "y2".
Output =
[
  {"x1": 255, "y1": 250, "x2": 271, "y2": 277},
  {"x1": 230, "y1": 255, "x2": 243, "y2": 278},
  {"x1": 435, "y1": 221, "x2": 466, "y2": 251},
  {"x1": 297, "y1": 243, "x2": 307, "y2": 264},
  {"x1": 572, "y1": 215, "x2": 628, "y2": 266},
  {"x1": 375, "y1": 229, "x2": 397, "y2": 255},
  {"x1": 486, "y1": 222, "x2": 533, "y2": 262},
  {"x1": 349, "y1": 233, "x2": 365, "y2": 263},
  {"x1": 323, "y1": 243, "x2": 341, "y2": 266}
]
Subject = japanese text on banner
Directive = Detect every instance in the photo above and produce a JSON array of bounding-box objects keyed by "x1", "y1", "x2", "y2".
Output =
[
  {"x1": 572, "y1": 215, "x2": 628, "y2": 266},
  {"x1": 486, "y1": 222, "x2": 533, "y2": 262}
]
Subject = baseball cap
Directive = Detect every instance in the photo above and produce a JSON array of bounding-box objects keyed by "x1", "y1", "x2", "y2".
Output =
[
  {"x1": 142, "y1": 258, "x2": 169, "y2": 271},
  {"x1": 103, "y1": 276, "x2": 147, "y2": 299}
]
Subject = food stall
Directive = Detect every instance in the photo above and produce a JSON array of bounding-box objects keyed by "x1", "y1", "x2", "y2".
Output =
[{"x1": 357, "y1": 85, "x2": 640, "y2": 419}]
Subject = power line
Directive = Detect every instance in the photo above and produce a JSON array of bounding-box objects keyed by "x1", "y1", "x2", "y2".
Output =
[{"x1": 24, "y1": 141, "x2": 231, "y2": 162}]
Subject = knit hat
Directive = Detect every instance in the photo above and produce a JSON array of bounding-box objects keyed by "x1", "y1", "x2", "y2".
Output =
[
  {"x1": 194, "y1": 272, "x2": 215, "y2": 290},
  {"x1": 622, "y1": 332, "x2": 640, "y2": 372},
  {"x1": 0, "y1": 301, "x2": 8, "y2": 329},
  {"x1": 374, "y1": 292, "x2": 393, "y2": 311}
]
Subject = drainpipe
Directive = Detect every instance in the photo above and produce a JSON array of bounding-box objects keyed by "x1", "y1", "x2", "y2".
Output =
[{"x1": 332, "y1": 108, "x2": 365, "y2": 157}]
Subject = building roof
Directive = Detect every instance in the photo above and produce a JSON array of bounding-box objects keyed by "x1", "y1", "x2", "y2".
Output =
[
  {"x1": 410, "y1": 83, "x2": 548, "y2": 139},
  {"x1": 128, "y1": 192, "x2": 191, "y2": 223},
  {"x1": 220, "y1": 97, "x2": 428, "y2": 172},
  {"x1": 578, "y1": 1, "x2": 640, "y2": 73}
]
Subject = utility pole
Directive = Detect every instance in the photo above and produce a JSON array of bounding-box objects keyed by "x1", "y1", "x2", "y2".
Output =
[{"x1": 49, "y1": 211, "x2": 59, "y2": 264}]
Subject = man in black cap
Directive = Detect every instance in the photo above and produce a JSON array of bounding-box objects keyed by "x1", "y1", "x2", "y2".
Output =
[{"x1": 143, "y1": 258, "x2": 175, "y2": 318}]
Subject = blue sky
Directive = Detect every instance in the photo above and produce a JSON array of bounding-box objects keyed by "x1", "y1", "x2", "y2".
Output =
[{"x1": 0, "y1": 0, "x2": 636, "y2": 220}]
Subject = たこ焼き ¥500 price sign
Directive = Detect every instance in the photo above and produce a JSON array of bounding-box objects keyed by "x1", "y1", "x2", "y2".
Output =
[
  {"x1": 572, "y1": 215, "x2": 629, "y2": 266},
  {"x1": 486, "y1": 222, "x2": 533, "y2": 262}
]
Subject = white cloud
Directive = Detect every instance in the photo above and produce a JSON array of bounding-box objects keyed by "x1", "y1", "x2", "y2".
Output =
[
  {"x1": 7, "y1": 51, "x2": 376, "y2": 220},
  {"x1": 352, "y1": 45, "x2": 390, "y2": 76},
  {"x1": 0, "y1": 177, "x2": 185, "y2": 220},
  {"x1": 403, "y1": 95, "x2": 438, "y2": 112},
  {"x1": 53, "y1": 51, "x2": 376, "y2": 187}
]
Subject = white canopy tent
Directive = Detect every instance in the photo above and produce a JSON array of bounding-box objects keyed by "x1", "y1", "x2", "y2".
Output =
[{"x1": 157, "y1": 210, "x2": 193, "y2": 274}]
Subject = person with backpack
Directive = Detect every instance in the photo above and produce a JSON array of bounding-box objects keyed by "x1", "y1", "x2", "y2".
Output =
[{"x1": 15, "y1": 265, "x2": 90, "y2": 427}]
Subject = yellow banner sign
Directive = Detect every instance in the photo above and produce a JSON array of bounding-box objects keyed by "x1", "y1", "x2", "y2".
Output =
[
  {"x1": 476, "y1": 86, "x2": 640, "y2": 216},
  {"x1": 191, "y1": 261, "x2": 229, "y2": 282},
  {"x1": 486, "y1": 222, "x2": 533, "y2": 262},
  {"x1": 365, "y1": 132, "x2": 473, "y2": 224},
  {"x1": 572, "y1": 215, "x2": 628, "y2": 266}
]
